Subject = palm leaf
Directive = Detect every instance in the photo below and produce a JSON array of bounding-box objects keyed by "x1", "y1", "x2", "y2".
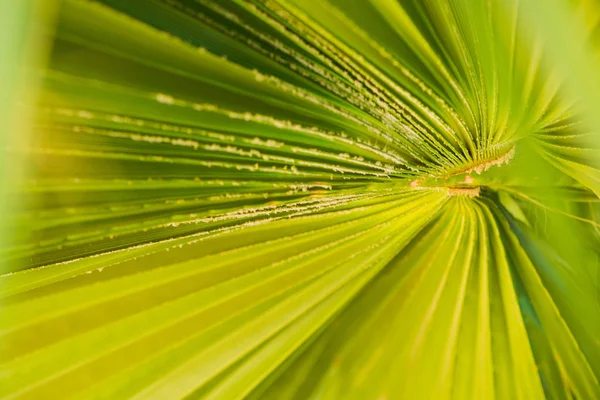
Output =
[{"x1": 1, "y1": 0, "x2": 599, "y2": 399}]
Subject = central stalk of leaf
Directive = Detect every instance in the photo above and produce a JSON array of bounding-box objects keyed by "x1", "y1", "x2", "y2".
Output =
[{"x1": 408, "y1": 144, "x2": 516, "y2": 198}]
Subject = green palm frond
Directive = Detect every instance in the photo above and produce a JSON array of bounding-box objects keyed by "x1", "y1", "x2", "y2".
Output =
[{"x1": 1, "y1": 0, "x2": 599, "y2": 399}]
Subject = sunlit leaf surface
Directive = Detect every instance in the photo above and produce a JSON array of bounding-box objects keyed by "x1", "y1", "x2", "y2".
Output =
[{"x1": 1, "y1": 0, "x2": 599, "y2": 399}]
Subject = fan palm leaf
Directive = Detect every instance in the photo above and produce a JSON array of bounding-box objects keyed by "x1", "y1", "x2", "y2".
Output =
[{"x1": 1, "y1": 0, "x2": 599, "y2": 399}]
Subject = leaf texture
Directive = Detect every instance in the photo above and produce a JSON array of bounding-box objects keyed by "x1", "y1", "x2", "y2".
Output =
[{"x1": 1, "y1": 0, "x2": 599, "y2": 399}]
